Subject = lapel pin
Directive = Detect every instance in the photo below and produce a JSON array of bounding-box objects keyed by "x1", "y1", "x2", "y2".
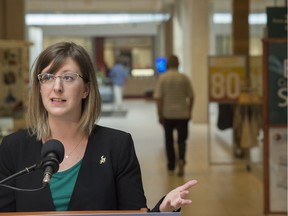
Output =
[{"x1": 100, "y1": 155, "x2": 106, "y2": 164}]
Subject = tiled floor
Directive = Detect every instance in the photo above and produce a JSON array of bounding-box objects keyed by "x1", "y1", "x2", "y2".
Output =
[{"x1": 99, "y1": 99, "x2": 265, "y2": 216}]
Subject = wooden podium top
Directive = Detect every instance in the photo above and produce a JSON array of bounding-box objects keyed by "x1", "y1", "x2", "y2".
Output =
[
  {"x1": 0, "y1": 209, "x2": 180, "y2": 216},
  {"x1": 0, "y1": 210, "x2": 145, "y2": 215}
]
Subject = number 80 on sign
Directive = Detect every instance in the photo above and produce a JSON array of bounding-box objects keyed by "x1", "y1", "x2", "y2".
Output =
[{"x1": 209, "y1": 72, "x2": 241, "y2": 102}]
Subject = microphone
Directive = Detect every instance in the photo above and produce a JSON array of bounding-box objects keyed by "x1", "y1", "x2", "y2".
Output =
[
  {"x1": 0, "y1": 139, "x2": 64, "y2": 191},
  {"x1": 40, "y1": 139, "x2": 64, "y2": 186}
]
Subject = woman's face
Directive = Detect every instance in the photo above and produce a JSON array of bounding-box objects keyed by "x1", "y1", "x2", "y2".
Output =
[{"x1": 39, "y1": 57, "x2": 89, "y2": 122}]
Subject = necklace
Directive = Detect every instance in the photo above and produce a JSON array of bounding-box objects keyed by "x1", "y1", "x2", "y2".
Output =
[{"x1": 65, "y1": 137, "x2": 85, "y2": 159}]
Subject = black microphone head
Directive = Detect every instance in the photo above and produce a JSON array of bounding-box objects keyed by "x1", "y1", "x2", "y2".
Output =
[{"x1": 41, "y1": 139, "x2": 65, "y2": 163}]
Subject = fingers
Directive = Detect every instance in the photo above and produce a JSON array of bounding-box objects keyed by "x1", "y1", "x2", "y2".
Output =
[
  {"x1": 179, "y1": 190, "x2": 190, "y2": 198},
  {"x1": 169, "y1": 196, "x2": 192, "y2": 211},
  {"x1": 166, "y1": 199, "x2": 177, "y2": 211},
  {"x1": 174, "y1": 191, "x2": 192, "y2": 205},
  {"x1": 160, "y1": 179, "x2": 198, "y2": 212},
  {"x1": 171, "y1": 180, "x2": 198, "y2": 209},
  {"x1": 168, "y1": 190, "x2": 192, "y2": 209},
  {"x1": 177, "y1": 179, "x2": 198, "y2": 191}
]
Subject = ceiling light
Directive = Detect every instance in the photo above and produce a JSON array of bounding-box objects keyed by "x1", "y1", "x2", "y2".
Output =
[{"x1": 25, "y1": 13, "x2": 171, "y2": 26}]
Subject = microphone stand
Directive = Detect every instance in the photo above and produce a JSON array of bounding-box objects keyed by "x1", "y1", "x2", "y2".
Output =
[{"x1": 0, "y1": 164, "x2": 39, "y2": 184}]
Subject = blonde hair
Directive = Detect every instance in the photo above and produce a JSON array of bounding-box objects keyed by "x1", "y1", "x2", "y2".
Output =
[{"x1": 26, "y1": 42, "x2": 101, "y2": 140}]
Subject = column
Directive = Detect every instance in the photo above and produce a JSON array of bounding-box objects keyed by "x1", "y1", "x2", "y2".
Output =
[
  {"x1": 232, "y1": 0, "x2": 249, "y2": 56},
  {"x1": 232, "y1": 0, "x2": 250, "y2": 79},
  {"x1": 164, "y1": 17, "x2": 173, "y2": 57},
  {"x1": 94, "y1": 37, "x2": 105, "y2": 69},
  {"x1": 0, "y1": 0, "x2": 25, "y2": 40},
  {"x1": 186, "y1": 0, "x2": 209, "y2": 123}
]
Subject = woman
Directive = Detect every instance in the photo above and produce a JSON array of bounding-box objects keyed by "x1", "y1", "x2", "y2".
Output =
[{"x1": 0, "y1": 42, "x2": 197, "y2": 212}]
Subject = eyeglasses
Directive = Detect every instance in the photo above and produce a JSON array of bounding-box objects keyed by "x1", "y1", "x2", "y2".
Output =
[{"x1": 37, "y1": 72, "x2": 84, "y2": 84}]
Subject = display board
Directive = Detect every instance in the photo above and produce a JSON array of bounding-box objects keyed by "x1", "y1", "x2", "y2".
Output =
[
  {"x1": 262, "y1": 38, "x2": 287, "y2": 215},
  {"x1": 208, "y1": 56, "x2": 246, "y2": 103},
  {"x1": 266, "y1": 7, "x2": 287, "y2": 38},
  {"x1": 0, "y1": 40, "x2": 30, "y2": 119},
  {"x1": 263, "y1": 7, "x2": 287, "y2": 214},
  {"x1": 268, "y1": 127, "x2": 287, "y2": 212},
  {"x1": 267, "y1": 41, "x2": 287, "y2": 125}
]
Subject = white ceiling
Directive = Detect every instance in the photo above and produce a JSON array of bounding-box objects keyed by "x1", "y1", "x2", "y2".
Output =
[
  {"x1": 25, "y1": 0, "x2": 284, "y2": 14},
  {"x1": 25, "y1": 0, "x2": 284, "y2": 37},
  {"x1": 25, "y1": 0, "x2": 176, "y2": 13}
]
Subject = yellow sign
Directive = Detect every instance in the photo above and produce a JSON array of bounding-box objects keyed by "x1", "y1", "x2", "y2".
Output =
[{"x1": 209, "y1": 56, "x2": 246, "y2": 103}]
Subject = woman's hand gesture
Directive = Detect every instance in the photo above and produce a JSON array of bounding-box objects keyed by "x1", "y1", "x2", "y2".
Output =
[{"x1": 159, "y1": 180, "x2": 198, "y2": 212}]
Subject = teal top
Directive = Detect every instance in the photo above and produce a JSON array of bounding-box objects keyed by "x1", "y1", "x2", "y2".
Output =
[{"x1": 50, "y1": 160, "x2": 82, "y2": 211}]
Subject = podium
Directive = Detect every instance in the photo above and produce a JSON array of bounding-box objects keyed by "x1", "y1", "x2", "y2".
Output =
[{"x1": 0, "y1": 210, "x2": 181, "y2": 216}]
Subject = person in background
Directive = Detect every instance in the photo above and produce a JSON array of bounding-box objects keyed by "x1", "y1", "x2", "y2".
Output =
[
  {"x1": 109, "y1": 56, "x2": 129, "y2": 111},
  {"x1": 0, "y1": 42, "x2": 197, "y2": 212},
  {"x1": 154, "y1": 55, "x2": 194, "y2": 177}
]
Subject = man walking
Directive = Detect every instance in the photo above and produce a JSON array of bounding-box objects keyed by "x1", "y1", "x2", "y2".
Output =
[
  {"x1": 154, "y1": 55, "x2": 194, "y2": 176},
  {"x1": 109, "y1": 56, "x2": 129, "y2": 111}
]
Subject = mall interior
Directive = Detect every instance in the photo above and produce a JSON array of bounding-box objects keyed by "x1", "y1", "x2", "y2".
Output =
[{"x1": 0, "y1": 0, "x2": 287, "y2": 215}]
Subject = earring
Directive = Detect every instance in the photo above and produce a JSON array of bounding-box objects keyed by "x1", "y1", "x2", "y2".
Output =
[{"x1": 83, "y1": 93, "x2": 88, "y2": 99}]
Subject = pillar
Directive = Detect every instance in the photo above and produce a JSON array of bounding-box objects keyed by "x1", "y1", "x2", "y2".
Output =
[
  {"x1": 171, "y1": 0, "x2": 209, "y2": 123},
  {"x1": 232, "y1": 0, "x2": 250, "y2": 80},
  {"x1": 187, "y1": 0, "x2": 209, "y2": 123},
  {"x1": 94, "y1": 37, "x2": 105, "y2": 70},
  {"x1": 232, "y1": 0, "x2": 249, "y2": 56},
  {"x1": 164, "y1": 17, "x2": 173, "y2": 57},
  {"x1": 0, "y1": 0, "x2": 25, "y2": 40}
]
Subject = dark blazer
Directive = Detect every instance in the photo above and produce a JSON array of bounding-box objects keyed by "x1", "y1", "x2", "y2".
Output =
[{"x1": 0, "y1": 125, "x2": 161, "y2": 212}]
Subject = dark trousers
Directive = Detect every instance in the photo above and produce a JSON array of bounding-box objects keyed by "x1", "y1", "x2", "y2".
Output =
[{"x1": 163, "y1": 118, "x2": 189, "y2": 171}]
